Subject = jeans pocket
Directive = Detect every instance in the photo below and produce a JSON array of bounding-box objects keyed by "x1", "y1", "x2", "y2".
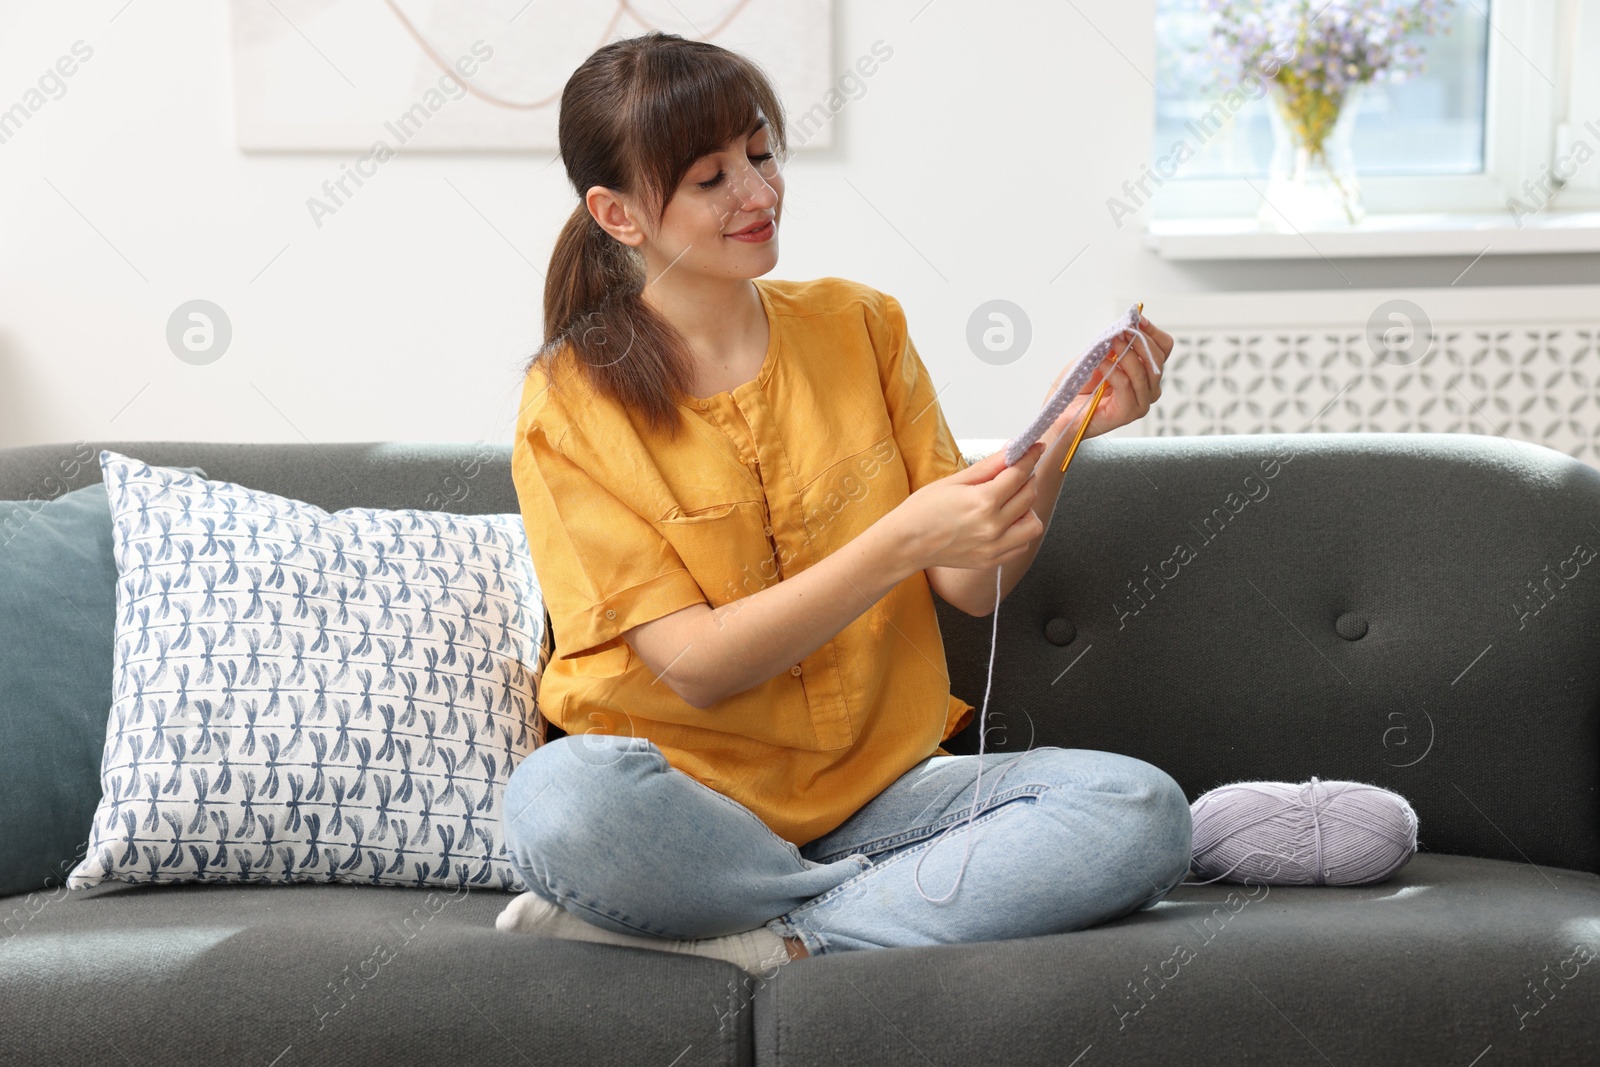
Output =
[{"x1": 807, "y1": 784, "x2": 1048, "y2": 864}]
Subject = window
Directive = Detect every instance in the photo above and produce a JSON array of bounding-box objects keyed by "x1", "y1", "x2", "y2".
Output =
[
  {"x1": 1155, "y1": 0, "x2": 1490, "y2": 179},
  {"x1": 1148, "y1": 0, "x2": 1600, "y2": 225}
]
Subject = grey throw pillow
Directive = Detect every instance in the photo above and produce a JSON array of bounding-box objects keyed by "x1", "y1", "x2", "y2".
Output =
[{"x1": 0, "y1": 469, "x2": 203, "y2": 899}]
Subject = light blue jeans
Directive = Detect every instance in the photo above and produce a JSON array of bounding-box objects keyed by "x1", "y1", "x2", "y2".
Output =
[{"x1": 500, "y1": 733, "x2": 1193, "y2": 958}]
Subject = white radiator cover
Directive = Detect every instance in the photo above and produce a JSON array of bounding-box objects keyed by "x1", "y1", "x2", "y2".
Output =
[{"x1": 1103, "y1": 285, "x2": 1600, "y2": 469}]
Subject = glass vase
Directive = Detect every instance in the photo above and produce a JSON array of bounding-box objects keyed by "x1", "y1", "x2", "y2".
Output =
[{"x1": 1257, "y1": 78, "x2": 1366, "y2": 231}]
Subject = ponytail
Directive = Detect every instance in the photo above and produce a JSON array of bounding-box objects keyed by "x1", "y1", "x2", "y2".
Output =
[{"x1": 535, "y1": 199, "x2": 695, "y2": 440}]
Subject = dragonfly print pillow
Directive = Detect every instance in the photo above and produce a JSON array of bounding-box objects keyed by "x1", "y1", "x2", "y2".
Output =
[{"x1": 67, "y1": 451, "x2": 549, "y2": 891}]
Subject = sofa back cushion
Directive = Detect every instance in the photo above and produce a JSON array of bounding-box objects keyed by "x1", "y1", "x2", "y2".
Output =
[
  {"x1": 938, "y1": 432, "x2": 1600, "y2": 875},
  {"x1": 0, "y1": 441, "x2": 521, "y2": 516},
  {"x1": 4, "y1": 435, "x2": 1594, "y2": 875}
]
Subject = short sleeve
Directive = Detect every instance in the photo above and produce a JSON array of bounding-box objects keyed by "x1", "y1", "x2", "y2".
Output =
[
  {"x1": 512, "y1": 419, "x2": 708, "y2": 662},
  {"x1": 876, "y1": 291, "x2": 970, "y2": 494}
]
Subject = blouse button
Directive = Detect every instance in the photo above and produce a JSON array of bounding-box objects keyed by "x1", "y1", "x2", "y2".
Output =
[
  {"x1": 698, "y1": 399, "x2": 710, "y2": 410},
  {"x1": 789, "y1": 665, "x2": 802, "y2": 676},
  {"x1": 763, "y1": 525, "x2": 773, "y2": 536},
  {"x1": 605, "y1": 609, "x2": 616, "y2": 620}
]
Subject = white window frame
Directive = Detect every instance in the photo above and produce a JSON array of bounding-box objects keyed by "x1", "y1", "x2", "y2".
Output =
[{"x1": 1149, "y1": 0, "x2": 1600, "y2": 223}]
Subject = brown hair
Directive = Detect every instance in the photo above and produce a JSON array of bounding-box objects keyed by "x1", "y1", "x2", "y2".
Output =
[{"x1": 528, "y1": 31, "x2": 788, "y2": 440}]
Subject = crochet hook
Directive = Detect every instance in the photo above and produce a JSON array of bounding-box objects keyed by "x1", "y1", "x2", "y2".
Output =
[{"x1": 1059, "y1": 301, "x2": 1142, "y2": 474}]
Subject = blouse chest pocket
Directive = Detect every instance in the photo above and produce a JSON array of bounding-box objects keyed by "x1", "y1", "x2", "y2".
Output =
[
  {"x1": 663, "y1": 501, "x2": 742, "y2": 522},
  {"x1": 798, "y1": 434, "x2": 907, "y2": 542},
  {"x1": 657, "y1": 499, "x2": 779, "y2": 610}
]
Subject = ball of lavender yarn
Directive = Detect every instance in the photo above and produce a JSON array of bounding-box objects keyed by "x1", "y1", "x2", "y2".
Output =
[{"x1": 1189, "y1": 777, "x2": 1419, "y2": 886}]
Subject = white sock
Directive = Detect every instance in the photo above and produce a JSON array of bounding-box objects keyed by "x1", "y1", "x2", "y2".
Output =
[{"x1": 495, "y1": 891, "x2": 796, "y2": 977}]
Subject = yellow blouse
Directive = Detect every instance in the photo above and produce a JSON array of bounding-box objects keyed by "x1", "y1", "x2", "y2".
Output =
[{"x1": 511, "y1": 276, "x2": 976, "y2": 847}]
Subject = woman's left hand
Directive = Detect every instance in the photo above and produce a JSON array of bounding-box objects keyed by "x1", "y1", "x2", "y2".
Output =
[{"x1": 1042, "y1": 313, "x2": 1175, "y2": 447}]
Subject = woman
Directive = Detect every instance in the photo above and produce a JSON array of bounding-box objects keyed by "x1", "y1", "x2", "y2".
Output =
[{"x1": 497, "y1": 31, "x2": 1188, "y2": 976}]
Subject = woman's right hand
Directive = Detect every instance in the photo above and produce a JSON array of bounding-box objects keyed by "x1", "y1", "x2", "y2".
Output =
[{"x1": 895, "y1": 441, "x2": 1047, "y2": 572}]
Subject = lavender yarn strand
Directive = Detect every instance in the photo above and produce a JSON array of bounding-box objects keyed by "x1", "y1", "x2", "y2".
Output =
[
  {"x1": 912, "y1": 314, "x2": 1160, "y2": 904},
  {"x1": 912, "y1": 564, "x2": 1022, "y2": 903}
]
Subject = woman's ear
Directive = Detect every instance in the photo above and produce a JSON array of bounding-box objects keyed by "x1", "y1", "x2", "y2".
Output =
[{"x1": 585, "y1": 185, "x2": 647, "y2": 248}]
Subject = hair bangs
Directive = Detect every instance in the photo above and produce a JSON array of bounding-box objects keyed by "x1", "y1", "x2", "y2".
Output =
[{"x1": 621, "y1": 45, "x2": 786, "y2": 223}]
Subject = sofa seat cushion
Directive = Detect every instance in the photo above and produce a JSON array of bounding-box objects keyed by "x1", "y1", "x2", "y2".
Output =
[
  {"x1": 754, "y1": 853, "x2": 1600, "y2": 1065},
  {"x1": 1, "y1": 880, "x2": 753, "y2": 1066}
]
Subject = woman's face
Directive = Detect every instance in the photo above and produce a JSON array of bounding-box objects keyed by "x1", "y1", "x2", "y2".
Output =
[{"x1": 641, "y1": 116, "x2": 783, "y2": 282}]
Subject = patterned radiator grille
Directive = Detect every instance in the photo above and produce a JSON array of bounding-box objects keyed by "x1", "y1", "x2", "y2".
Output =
[{"x1": 1144, "y1": 322, "x2": 1600, "y2": 468}]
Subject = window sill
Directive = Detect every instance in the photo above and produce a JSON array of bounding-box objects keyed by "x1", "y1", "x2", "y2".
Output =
[{"x1": 1144, "y1": 210, "x2": 1600, "y2": 260}]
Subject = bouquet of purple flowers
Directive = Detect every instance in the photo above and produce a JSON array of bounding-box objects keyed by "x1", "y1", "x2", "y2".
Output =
[{"x1": 1203, "y1": 0, "x2": 1454, "y2": 157}]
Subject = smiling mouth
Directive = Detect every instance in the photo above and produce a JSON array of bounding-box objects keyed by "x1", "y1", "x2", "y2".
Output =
[{"x1": 726, "y1": 219, "x2": 774, "y2": 238}]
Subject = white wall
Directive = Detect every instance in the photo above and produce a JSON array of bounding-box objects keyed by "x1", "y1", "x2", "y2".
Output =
[{"x1": 2, "y1": 0, "x2": 1598, "y2": 450}]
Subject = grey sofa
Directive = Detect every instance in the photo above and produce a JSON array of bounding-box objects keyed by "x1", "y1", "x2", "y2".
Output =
[{"x1": 3, "y1": 432, "x2": 1598, "y2": 1066}]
